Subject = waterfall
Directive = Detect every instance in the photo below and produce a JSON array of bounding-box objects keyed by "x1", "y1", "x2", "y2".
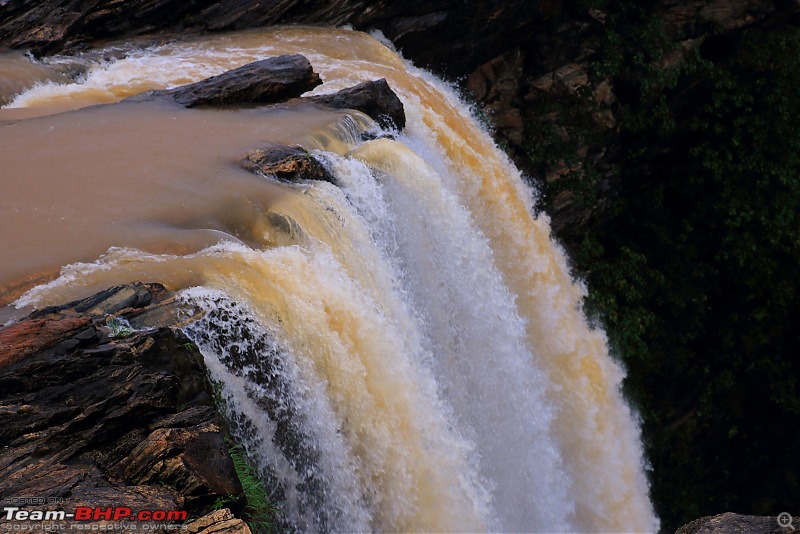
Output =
[{"x1": 6, "y1": 27, "x2": 659, "y2": 533}]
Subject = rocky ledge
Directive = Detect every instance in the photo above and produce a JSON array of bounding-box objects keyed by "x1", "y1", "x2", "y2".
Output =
[{"x1": 0, "y1": 282, "x2": 254, "y2": 533}]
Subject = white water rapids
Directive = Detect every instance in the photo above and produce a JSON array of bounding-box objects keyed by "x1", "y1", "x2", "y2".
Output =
[{"x1": 2, "y1": 27, "x2": 659, "y2": 533}]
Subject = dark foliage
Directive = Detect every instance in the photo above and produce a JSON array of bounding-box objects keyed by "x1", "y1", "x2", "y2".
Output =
[{"x1": 536, "y1": 3, "x2": 800, "y2": 530}]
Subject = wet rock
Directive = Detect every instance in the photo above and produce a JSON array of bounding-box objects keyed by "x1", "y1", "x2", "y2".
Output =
[
  {"x1": 70, "y1": 280, "x2": 163, "y2": 315},
  {"x1": 308, "y1": 78, "x2": 406, "y2": 130},
  {"x1": 127, "y1": 55, "x2": 321, "y2": 108},
  {"x1": 241, "y1": 143, "x2": 335, "y2": 183},
  {"x1": 0, "y1": 283, "x2": 244, "y2": 523},
  {"x1": 675, "y1": 512, "x2": 799, "y2": 533}
]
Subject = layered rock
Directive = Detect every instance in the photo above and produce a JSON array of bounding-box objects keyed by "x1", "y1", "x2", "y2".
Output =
[
  {"x1": 187, "y1": 508, "x2": 252, "y2": 534},
  {"x1": 0, "y1": 283, "x2": 247, "y2": 528}
]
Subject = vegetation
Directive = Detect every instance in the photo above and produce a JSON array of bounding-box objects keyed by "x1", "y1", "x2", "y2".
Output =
[
  {"x1": 214, "y1": 439, "x2": 283, "y2": 534},
  {"x1": 527, "y1": 3, "x2": 800, "y2": 530},
  {"x1": 105, "y1": 316, "x2": 135, "y2": 338}
]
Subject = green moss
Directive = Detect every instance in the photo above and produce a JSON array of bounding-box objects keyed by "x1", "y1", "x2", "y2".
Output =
[{"x1": 214, "y1": 439, "x2": 283, "y2": 534}]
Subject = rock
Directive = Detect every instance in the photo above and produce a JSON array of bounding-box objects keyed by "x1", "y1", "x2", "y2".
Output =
[
  {"x1": 467, "y1": 49, "x2": 524, "y2": 145},
  {"x1": 308, "y1": 78, "x2": 406, "y2": 130},
  {"x1": 0, "y1": 283, "x2": 245, "y2": 524},
  {"x1": 0, "y1": 313, "x2": 90, "y2": 368},
  {"x1": 127, "y1": 55, "x2": 321, "y2": 108},
  {"x1": 70, "y1": 280, "x2": 163, "y2": 315},
  {"x1": 241, "y1": 143, "x2": 335, "y2": 183},
  {"x1": 122, "y1": 421, "x2": 242, "y2": 509},
  {"x1": 675, "y1": 512, "x2": 799, "y2": 533},
  {"x1": 0, "y1": 1, "x2": 539, "y2": 77},
  {"x1": 187, "y1": 509, "x2": 252, "y2": 534}
]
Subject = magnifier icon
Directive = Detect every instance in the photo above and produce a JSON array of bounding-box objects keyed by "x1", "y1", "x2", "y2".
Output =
[{"x1": 779, "y1": 512, "x2": 795, "y2": 530}]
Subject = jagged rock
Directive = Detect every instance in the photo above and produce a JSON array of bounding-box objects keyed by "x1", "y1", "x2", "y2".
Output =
[
  {"x1": 308, "y1": 78, "x2": 406, "y2": 130},
  {"x1": 241, "y1": 143, "x2": 335, "y2": 183},
  {"x1": 187, "y1": 509, "x2": 252, "y2": 534},
  {"x1": 675, "y1": 512, "x2": 799, "y2": 533},
  {"x1": 122, "y1": 421, "x2": 241, "y2": 507},
  {"x1": 127, "y1": 55, "x2": 321, "y2": 108},
  {"x1": 0, "y1": 283, "x2": 244, "y2": 523}
]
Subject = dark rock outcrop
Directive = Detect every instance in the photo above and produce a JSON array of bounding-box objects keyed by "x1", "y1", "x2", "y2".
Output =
[
  {"x1": 0, "y1": 283, "x2": 244, "y2": 524},
  {"x1": 308, "y1": 78, "x2": 406, "y2": 130},
  {"x1": 241, "y1": 143, "x2": 334, "y2": 184},
  {"x1": 0, "y1": 1, "x2": 537, "y2": 78},
  {"x1": 675, "y1": 512, "x2": 800, "y2": 533},
  {"x1": 127, "y1": 54, "x2": 321, "y2": 108}
]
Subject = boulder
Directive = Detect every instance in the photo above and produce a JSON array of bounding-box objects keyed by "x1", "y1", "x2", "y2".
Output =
[
  {"x1": 307, "y1": 78, "x2": 406, "y2": 130},
  {"x1": 127, "y1": 55, "x2": 321, "y2": 108}
]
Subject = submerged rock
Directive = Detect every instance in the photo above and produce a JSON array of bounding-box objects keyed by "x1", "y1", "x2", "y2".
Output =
[
  {"x1": 0, "y1": 283, "x2": 245, "y2": 525},
  {"x1": 240, "y1": 143, "x2": 335, "y2": 184},
  {"x1": 127, "y1": 55, "x2": 321, "y2": 108}
]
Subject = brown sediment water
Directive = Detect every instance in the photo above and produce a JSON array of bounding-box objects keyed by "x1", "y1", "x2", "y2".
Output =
[
  {"x1": 0, "y1": 51, "x2": 73, "y2": 106},
  {"x1": 0, "y1": 99, "x2": 357, "y2": 302},
  {"x1": 2, "y1": 27, "x2": 660, "y2": 534}
]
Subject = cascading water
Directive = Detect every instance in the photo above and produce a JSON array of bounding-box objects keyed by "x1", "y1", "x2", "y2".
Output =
[{"x1": 2, "y1": 27, "x2": 659, "y2": 533}]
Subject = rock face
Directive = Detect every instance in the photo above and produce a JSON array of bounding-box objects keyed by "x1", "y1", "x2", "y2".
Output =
[
  {"x1": 675, "y1": 512, "x2": 799, "y2": 533},
  {"x1": 0, "y1": 1, "x2": 537, "y2": 77},
  {"x1": 308, "y1": 78, "x2": 406, "y2": 130},
  {"x1": 127, "y1": 55, "x2": 321, "y2": 108},
  {"x1": 0, "y1": 283, "x2": 247, "y2": 526}
]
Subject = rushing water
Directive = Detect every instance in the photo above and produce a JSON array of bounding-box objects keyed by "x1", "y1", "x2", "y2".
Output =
[{"x1": 1, "y1": 27, "x2": 659, "y2": 533}]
